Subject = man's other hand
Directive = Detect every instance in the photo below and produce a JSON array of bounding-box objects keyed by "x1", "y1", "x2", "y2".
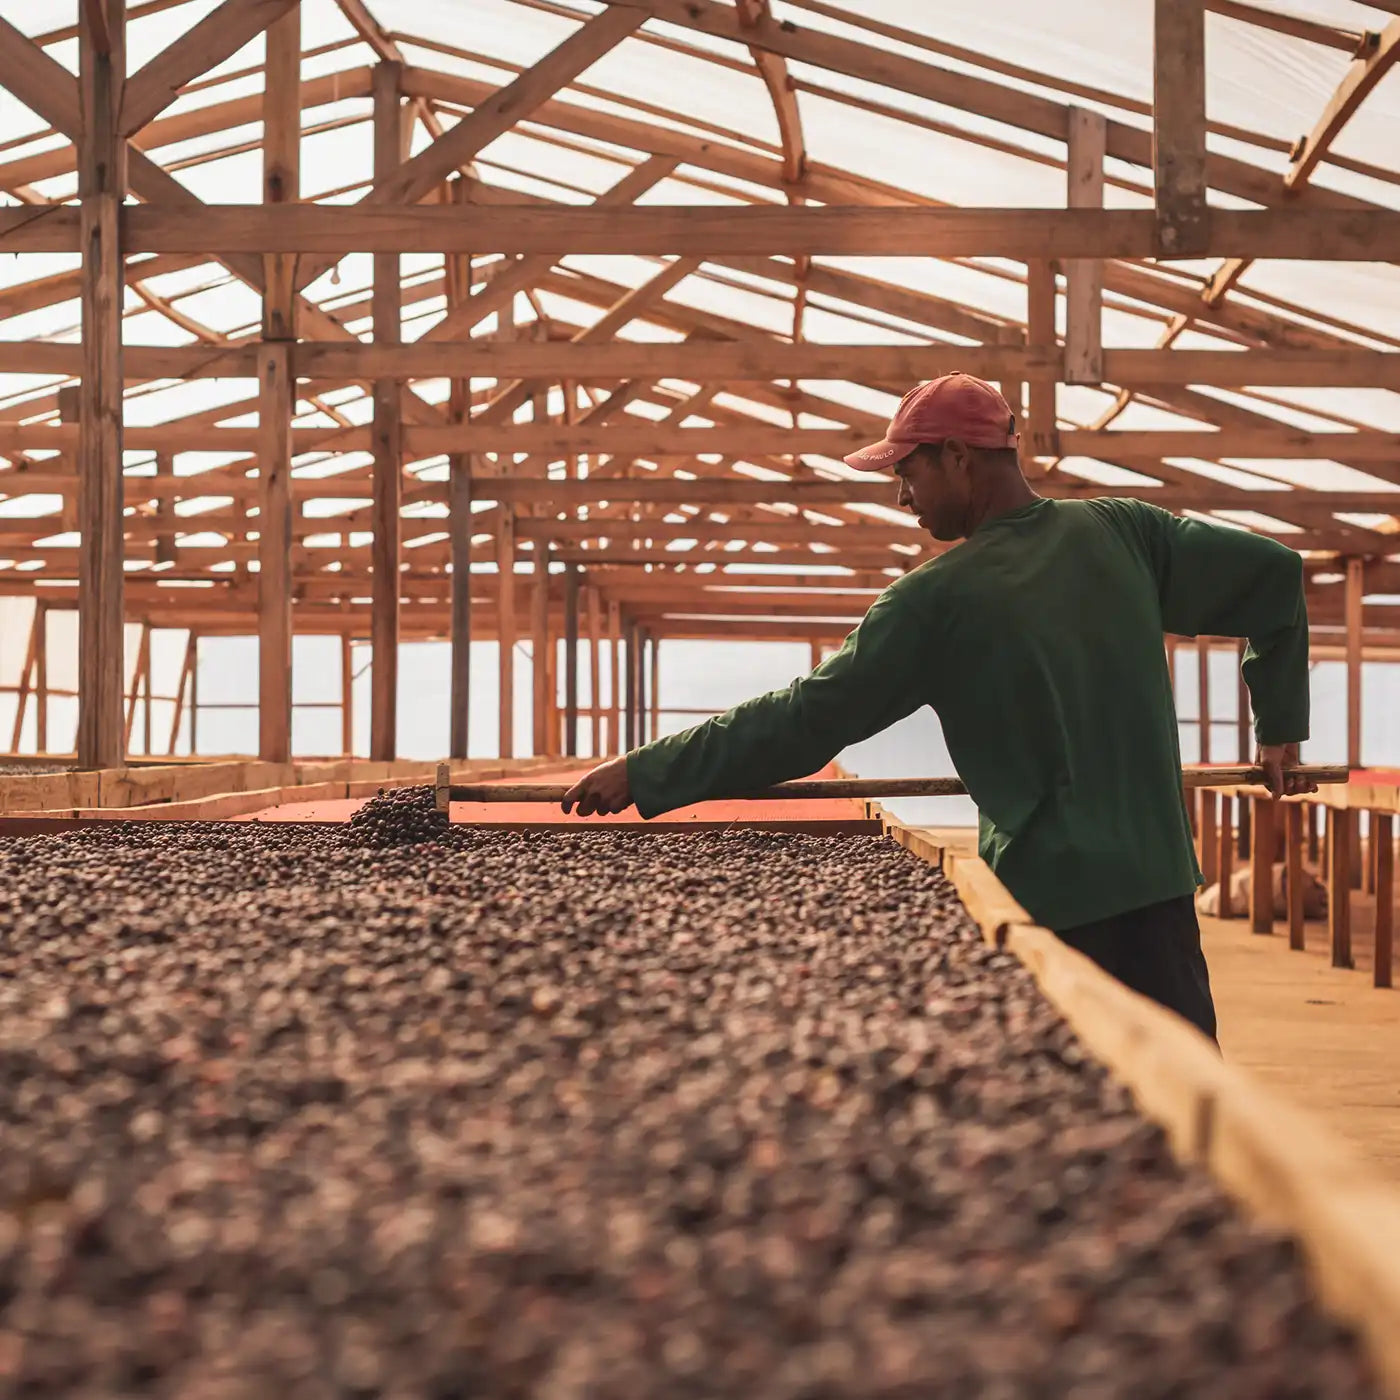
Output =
[
  {"x1": 562, "y1": 756, "x2": 633, "y2": 817},
  {"x1": 1257, "y1": 742, "x2": 1317, "y2": 800}
]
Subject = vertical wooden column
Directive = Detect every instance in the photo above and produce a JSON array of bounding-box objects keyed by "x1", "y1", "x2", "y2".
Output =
[
  {"x1": 77, "y1": 0, "x2": 127, "y2": 769},
  {"x1": 638, "y1": 629, "x2": 651, "y2": 746},
  {"x1": 1217, "y1": 795, "x2": 1234, "y2": 918},
  {"x1": 154, "y1": 453, "x2": 175, "y2": 564},
  {"x1": 532, "y1": 545, "x2": 550, "y2": 757},
  {"x1": 447, "y1": 175, "x2": 473, "y2": 761},
  {"x1": 1374, "y1": 812, "x2": 1393, "y2": 989},
  {"x1": 624, "y1": 617, "x2": 638, "y2": 750},
  {"x1": 1249, "y1": 794, "x2": 1274, "y2": 934},
  {"x1": 1307, "y1": 802, "x2": 1320, "y2": 866},
  {"x1": 497, "y1": 511, "x2": 516, "y2": 759},
  {"x1": 142, "y1": 625, "x2": 153, "y2": 756},
  {"x1": 341, "y1": 634, "x2": 354, "y2": 757},
  {"x1": 1064, "y1": 108, "x2": 1105, "y2": 386},
  {"x1": 608, "y1": 600, "x2": 621, "y2": 755},
  {"x1": 1235, "y1": 638, "x2": 1250, "y2": 762},
  {"x1": 34, "y1": 602, "x2": 47, "y2": 755},
  {"x1": 1196, "y1": 636, "x2": 1211, "y2": 763},
  {"x1": 1285, "y1": 803, "x2": 1305, "y2": 951},
  {"x1": 258, "y1": 2, "x2": 299, "y2": 765},
  {"x1": 587, "y1": 586, "x2": 602, "y2": 758},
  {"x1": 370, "y1": 61, "x2": 404, "y2": 762},
  {"x1": 650, "y1": 634, "x2": 660, "y2": 742},
  {"x1": 1328, "y1": 805, "x2": 1353, "y2": 969},
  {"x1": 809, "y1": 640, "x2": 823, "y2": 672},
  {"x1": 188, "y1": 634, "x2": 199, "y2": 755},
  {"x1": 564, "y1": 564, "x2": 580, "y2": 758},
  {"x1": 1153, "y1": 0, "x2": 1209, "y2": 257},
  {"x1": 257, "y1": 342, "x2": 294, "y2": 763},
  {"x1": 1025, "y1": 260, "x2": 1057, "y2": 461}
]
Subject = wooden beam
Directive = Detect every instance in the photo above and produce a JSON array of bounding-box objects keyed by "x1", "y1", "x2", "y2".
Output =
[
  {"x1": 588, "y1": 584, "x2": 602, "y2": 757},
  {"x1": 257, "y1": 342, "x2": 294, "y2": 764},
  {"x1": 295, "y1": 7, "x2": 643, "y2": 289},
  {"x1": 370, "y1": 61, "x2": 403, "y2": 763},
  {"x1": 7, "y1": 204, "x2": 1390, "y2": 259},
  {"x1": 1250, "y1": 793, "x2": 1274, "y2": 933},
  {"x1": 1375, "y1": 811, "x2": 1394, "y2": 989},
  {"x1": 1025, "y1": 260, "x2": 1058, "y2": 457},
  {"x1": 564, "y1": 563, "x2": 580, "y2": 757},
  {"x1": 0, "y1": 13, "x2": 85, "y2": 136},
  {"x1": 1065, "y1": 107, "x2": 1105, "y2": 385},
  {"x1": 1346, "y1": 556, "x2": 1364, "y2": 769},
  {"x1": 1328, "y1": 805, "x2": 1352, "y2": 967},
  {"x1": 608, "y1": 599, "x2": 621, "y2": 755},
  {"x1": 119, "y1": 0, "x2": 301, "y2": 136},
  {"x1": 1154, "y1": 0, "x2": 1209, "y2": 255},
  {"x1": 1205, "y1": 0, "x2": 1362, "y2": 52},
  {"x1": 1285, "y1": 19, "x2": 1400, "y2": 191},
  {"x1": 77, "y1": 1, "x2": 126, "y2": 771}
]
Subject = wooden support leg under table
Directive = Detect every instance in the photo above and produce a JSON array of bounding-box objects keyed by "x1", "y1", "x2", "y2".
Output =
[
  {"x1": 1375, "y1": 812, "x2": 1394, "y2": 991},
  {"x1": 1285, "y1": 803, "x2": 1305, "y2": 952},
  {"x1": 1218, "y1": 796, "x2": 1234, "y2": 919},
  {"x1": 1249, "y1": 794, "x2": 1274, "y2": 934},
  {"x1": 1328, "y1": 807, "x2": 1353, "y2": 970},
  {"x1": 1199, "y1": 791, "x2": 1218, "y2": 886}
]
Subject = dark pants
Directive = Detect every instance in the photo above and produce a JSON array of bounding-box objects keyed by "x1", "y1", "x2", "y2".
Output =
[{"x1": 1055, "y1": 894, "x2": 1218, "y2": 1044}]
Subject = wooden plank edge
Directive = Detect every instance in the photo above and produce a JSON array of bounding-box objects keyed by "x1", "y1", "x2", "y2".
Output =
[{"x1": 882, "y1": 814, "x2": 1400, "y2": 1397}]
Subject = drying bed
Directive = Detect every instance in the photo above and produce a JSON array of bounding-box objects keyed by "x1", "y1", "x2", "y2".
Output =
[{"x1": 0, "y1": 793, "x2": 1384, "y2": 1398}]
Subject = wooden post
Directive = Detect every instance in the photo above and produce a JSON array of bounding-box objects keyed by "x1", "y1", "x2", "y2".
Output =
[
  {"x1": 650, "y1": 632, "x2": 660, "y2": 741},
  {"x1": 1236, "y1": 638, "x2": 1250, "y2": 762},
  {"x1": 564, "y1": 563, "x2": 580, "y2": 758},
  {"x1": 1025, "y1": 260, "x2": 1057, "y2": 461},
  {"x1": 34, "y1": 602, "x2": 47, "y2": 754},
  {"x1": 1286, "y1": 802, "x2": 1305, "y2": 951},
  {"x1": 608, "y1": 599, "x2": 621, "y2": 755},
  {"x1": 77, "y1": 0, "x2": 126, "y2": 770},
  {"x1": 532, "y1": 545, "x2": 550, "y2": 757},
  {"x1": 1199, "y1": 789, "x2": 1219, "y2": 886},
  {"x1": 142, "y1": 623, "x2": 153, "y2": 756},
  {"x1": 1347, "y1": 556, "x2": 1363, "y2": 769},
  {"x1": 341, "y1": 634, "x2": 354, "y2": 758},
  {"x1": 124, "y1": 622, "x2": 149, "y2": 753},
  {"x1": 497, "y1": 509, "x2": 516, "y2": 759},
  {"x1": 257, "y1": 342, "x2": 293, "y2": 763},
  {"x1": 809, "y1": 639, "x2": 823, "y2": 671},
  {"x1": 1065, "y1": 108, "x2": 1105, "y2": 386},
  {"x1": 624, "y1": 616, "x2": 638, "y2": 751},
  {"x1": 1307, "y1": 801, "x2": 1320, "y2": 866},
  {"x1": 447, "y1": 176, "x2": 473, "y2": 761},
  {"x1": 1375, "y1": 812, "x2": 1394, "y2": 990},
  {"x1": 587, "y1": 585, "x2": 602, "y2": 757},
  {"x1": 1250, "y1": 794, "x2": 1274, "y2": 934},
  {"x1": 370, "y1": 61, "x2": 404, "y2": 763},
  {"x1": 1153, "y1": 0, "x2": 1209, "y2": 257},
  {"x1": 1217, "y1": 795, "x2": 1234, "y2": 918},
  {"x1": 256, "y1": 7, "x2": 298, "y2": 767},
  {"x1": 154, "y1": 453, "x2": 176, "y2": 565},
  {"x1": 10, "y1": 609, "x2": 36, "y2": 752},
  {"x1": 168, "y1": 631, "x2": 193, "y2": 756},
  {"x1": 189, "y1": 634, "x2": 199, "y2": 755},
  {"x1": 1196, "y1": 635, "x2": 1211, "y2": 764},
  {"x1": 1328, "y1": 805, "x2": 1353, "y2": 969}
]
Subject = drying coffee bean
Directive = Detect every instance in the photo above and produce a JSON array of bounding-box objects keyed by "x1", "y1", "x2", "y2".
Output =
[{"x1": 0, "y1": 825, "x2": 1381, "y2": 1397}]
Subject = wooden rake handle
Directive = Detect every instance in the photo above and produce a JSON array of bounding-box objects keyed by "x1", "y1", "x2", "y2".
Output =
[{"x1": 431, "y1": 764, "x2": 1349, "y2": 811}]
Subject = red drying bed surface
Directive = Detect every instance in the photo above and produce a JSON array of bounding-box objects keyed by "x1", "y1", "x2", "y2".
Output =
[{"x1": 235, "y1": 764, "x2": 869, "y2": 826}]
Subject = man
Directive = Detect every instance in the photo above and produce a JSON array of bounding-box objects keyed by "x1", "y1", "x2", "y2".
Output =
[{"x1": 562, "y1": 374, "x2": 1318, "y2": 1040}]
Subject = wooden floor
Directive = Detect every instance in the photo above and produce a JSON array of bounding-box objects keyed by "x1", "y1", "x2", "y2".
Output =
[
  {"x1": 917, "y1": 827, "x2": 1400, "y2": 1183},
  {"x1": 1204, "y1": 912, "x2": 1400, "y2": 1183}
]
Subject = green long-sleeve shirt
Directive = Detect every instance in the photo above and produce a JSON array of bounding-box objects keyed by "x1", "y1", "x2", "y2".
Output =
[{"x1": 627, "y1": 497, "x2": 1310, "y2": 930}]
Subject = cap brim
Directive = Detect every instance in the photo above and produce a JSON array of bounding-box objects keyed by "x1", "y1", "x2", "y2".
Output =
[{"x1": 842, "y1": 438, "x2": 919, "y2": 470}]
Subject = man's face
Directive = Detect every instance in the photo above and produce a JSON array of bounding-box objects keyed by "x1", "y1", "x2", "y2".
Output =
[{"x1": 894, "y1": 440, "x2": 972, "y2": 541}]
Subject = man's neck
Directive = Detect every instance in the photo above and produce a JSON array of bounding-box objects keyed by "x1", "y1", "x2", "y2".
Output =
[{"x1": 967, "y1": 475, "x2": 1041, "y2": 534}]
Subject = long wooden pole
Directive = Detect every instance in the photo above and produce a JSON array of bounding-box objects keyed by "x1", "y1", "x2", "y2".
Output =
[
  {"x1": 565, "y1": 563, "x2": 580, "y2": 757},
  {"x1": 497, "y1": 510, "x2": 516, "y2": 759},
  {"x1": 608, "y1": 599, "x2": 621, "y2": 755},
  {"x1": 76, "y1": 0, "x2": 126, "y2": 769},
  {"x1": 439, "y1": 767, "x2": 1348, "y2": 807},
  {"x1": 1196, "y1": 636, "x2": 1212, "y2": 764},
  {"x1": 532, "y1": 544, "x2": 550, "y2": 756},
  {"x1": 1346, "y1": 557, "x2": 1364, "y2": 768},
  {"x1": 447, "y1": 175, "x2": 473, "y2": 761},
  {"x1": 256, "y1": 5, "x2": 298, "y2": 765},
  {"x1": 1153, "y1": 0, "x2": 1209, "y2": 256},
  {"x1": 34, "y1": 602, "x2": 47, "y2": 754},
  {"x1": 341, "y1": 633, "x2": 354, "y2": 757},
  {"x1": 9, "y1": 608, "x2": 36, "y2": 752},
  {"x1": 370, "y1": 60, "x2": 403, "y2": 762},
  {"x1": 588, "y1": 584, "x2": 602, "y2": 757}
]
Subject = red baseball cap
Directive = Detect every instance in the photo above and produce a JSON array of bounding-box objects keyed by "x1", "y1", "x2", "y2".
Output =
[{"x1": 844, "y1": 373, "x2": 1020, "y2": 470}]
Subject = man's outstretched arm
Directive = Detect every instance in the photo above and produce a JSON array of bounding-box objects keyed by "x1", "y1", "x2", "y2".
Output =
[{"x1": 563, "y1": 583, "x2": 933, "y2": 817}]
